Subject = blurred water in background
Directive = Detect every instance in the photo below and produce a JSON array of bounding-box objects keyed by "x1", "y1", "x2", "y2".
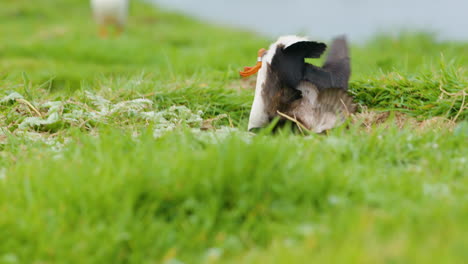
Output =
[{"x1": 151, "y1": 0, "x2": 468, "y2": 42}]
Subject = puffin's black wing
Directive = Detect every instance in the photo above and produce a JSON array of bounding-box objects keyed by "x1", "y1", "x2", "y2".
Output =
[
  {"x1": 272, "y1": 41, "x2": 327, "y2": 90},
  {"x1": 303, "y1": 36, "x2": 350, "y2": 90}
]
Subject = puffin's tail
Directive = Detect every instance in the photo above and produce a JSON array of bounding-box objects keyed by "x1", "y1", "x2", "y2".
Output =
[{"x1": 322, "y1": 36, "x2": 350, "y2": 90}]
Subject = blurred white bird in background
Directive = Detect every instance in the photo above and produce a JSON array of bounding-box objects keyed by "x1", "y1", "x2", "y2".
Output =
[{"x1": 90, "y1": 0, "x2": 129, "y2": 38}]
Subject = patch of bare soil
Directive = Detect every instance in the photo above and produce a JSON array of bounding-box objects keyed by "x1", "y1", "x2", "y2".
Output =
[{"x1": 352, "y1": 110, "x2": 457, "y2": 132}]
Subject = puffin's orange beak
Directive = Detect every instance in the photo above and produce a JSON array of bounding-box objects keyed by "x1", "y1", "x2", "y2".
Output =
[{"x1": 239, "y1": 48, "x2": 267, "y2": 77}]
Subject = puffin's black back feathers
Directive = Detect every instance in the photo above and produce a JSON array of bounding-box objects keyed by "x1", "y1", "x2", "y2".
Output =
[
  {"x1": 303, "y1": 36, "x2": 350, "y2": 90},
  {"x1": 269, "y1": 36, "x2": 350, "y2": 92}
]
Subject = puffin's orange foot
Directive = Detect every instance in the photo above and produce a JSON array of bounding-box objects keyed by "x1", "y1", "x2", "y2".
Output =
[{"x1": 99, "y1": 26, "x2": 108, "y2": 38}]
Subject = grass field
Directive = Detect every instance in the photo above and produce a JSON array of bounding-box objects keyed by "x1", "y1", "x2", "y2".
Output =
[{"x1": 1, "y1": 0, "x2": 467, "y2": 263}]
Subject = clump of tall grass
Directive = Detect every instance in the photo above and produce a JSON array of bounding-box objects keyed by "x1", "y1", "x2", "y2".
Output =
[{"x1": 351, "y1": 59, "x2": 467, "y2": 121}]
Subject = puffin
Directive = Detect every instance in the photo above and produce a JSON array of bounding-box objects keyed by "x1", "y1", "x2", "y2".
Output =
[
  {"x1": 240, "y1": 35, "x2": 356, "y2": 133},
  {"x1": 90, "y1": 0, "x2": 129, "y2": 37}
]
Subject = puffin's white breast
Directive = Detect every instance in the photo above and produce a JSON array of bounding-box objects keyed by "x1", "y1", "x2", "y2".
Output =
[
  {"x1": 91, "y1": 0, "x2": 128, "y2": 25},
  {"x1": 247, "y1": 62, "x2": 270, "y2": 131}
]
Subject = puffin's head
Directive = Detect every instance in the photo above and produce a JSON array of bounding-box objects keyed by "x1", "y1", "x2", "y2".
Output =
[{"x1": 247, "y1": 35, "x2": 327, "y2": 131}]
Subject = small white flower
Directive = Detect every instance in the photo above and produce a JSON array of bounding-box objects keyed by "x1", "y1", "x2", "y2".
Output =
[
  {"x1": 423, "y1": 183, "x2": 451, "y2": 198},
  {"x1": 205, "y1": 248, "x2": 223, "y2": 261}
]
